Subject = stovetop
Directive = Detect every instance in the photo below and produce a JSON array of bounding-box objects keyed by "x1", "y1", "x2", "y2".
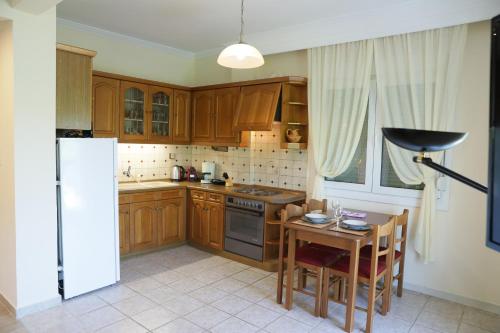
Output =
[{"x1": 232, "y1": 186, "x2": 282, "y2": 197}]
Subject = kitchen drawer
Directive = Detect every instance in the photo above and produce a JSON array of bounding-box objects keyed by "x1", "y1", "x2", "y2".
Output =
[
  {"x1": 206, "y1": 192, "x2": 224, "y2": 203},
  {"x1": 129, "y1": 192, "x2": 157, "y2": 203},
  {"x1": 157, "y1": 189, "x2": 185, "y2": 199},
  {"x1": 190, "y1": 190, "x2": 206, "y2": 200}
]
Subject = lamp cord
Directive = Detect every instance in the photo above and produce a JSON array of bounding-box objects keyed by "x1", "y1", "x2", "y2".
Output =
[{"x1": 239, "y1": 0, "x2": 245, "y2": 43}]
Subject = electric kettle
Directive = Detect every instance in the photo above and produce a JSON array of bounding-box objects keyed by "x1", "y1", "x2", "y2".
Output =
[{"x1": 171, "y1": 165, "x2": 185, "y2": 181}]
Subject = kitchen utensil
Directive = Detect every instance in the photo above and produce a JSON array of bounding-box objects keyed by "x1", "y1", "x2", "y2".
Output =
[
  {"x1": 186, "y1": 166, "x2": 198, "y2": 182},
  {"x1": 171, "y1": 165, "x2": 185, "y2": 181},
  {"x1": 201, "y1": 162, "x2": 215, "y2": 184}
]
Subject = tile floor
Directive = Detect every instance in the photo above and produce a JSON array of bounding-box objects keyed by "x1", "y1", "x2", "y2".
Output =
[{"x1": 1, "y1": 245, "x2": 499, "y2": 333}]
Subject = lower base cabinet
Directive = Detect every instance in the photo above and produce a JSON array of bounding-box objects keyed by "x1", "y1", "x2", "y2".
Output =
[
  {"x1": 119, "y1": 189, "x2": 186, "y2": 255},
  {"x1": 188, "y1": 191, "x2": 224, "y2": 250}
]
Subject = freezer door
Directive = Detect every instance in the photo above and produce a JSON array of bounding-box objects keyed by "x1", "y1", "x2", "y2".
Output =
[{"x1": 58, "y1": 138, "x2": 119, "y2": 299}]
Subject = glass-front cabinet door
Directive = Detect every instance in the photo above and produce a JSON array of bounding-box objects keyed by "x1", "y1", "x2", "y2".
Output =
[
  {"x1": 148, "y1": 86, "x2": 173, "y2": 143},
  {"x1": 120, "y1": 81, "x2": 149, "y2": 142}
]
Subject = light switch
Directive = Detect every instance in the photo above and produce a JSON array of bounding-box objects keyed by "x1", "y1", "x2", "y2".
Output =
[{"x1": 169, "y1": 153, "x2": 176, "y2": 159}]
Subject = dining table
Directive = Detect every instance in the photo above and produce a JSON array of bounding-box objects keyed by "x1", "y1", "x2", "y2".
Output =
[{"x1": 283, "y1": 210, "x2": 395, "y2": 333}]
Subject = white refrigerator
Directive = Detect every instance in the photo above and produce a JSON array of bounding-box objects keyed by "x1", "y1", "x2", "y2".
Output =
[{"x1": 56, "y1": 138, "x2": 120, "y2": 299}]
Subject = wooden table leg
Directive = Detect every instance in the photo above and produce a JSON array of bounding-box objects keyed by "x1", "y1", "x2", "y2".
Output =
[
  {"x1": 345, "y1": 241, "x2": 360, "y2": 332},
  {"x1": 285, "y1": 229, "x2": 296, "y2": 310}
]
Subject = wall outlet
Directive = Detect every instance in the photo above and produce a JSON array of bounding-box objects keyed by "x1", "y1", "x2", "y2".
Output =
[{"x1": 169, "y1": 153, "x2": 176, "y2": 159}]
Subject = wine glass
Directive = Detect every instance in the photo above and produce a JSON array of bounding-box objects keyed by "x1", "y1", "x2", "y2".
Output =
[{"x1": 331, "y1": 200, "x2": 343, "y2": 228}]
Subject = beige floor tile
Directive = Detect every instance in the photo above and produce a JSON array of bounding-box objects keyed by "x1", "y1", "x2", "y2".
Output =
[
  {"x1": 151, "y1": 270, "x2": 186, "y2": 285},
  {"x1": 212, "y1": 277, "x2": 247, "y2": 293},
  {"x1": 372, "y1": 313, "x2": 412, "y2": 333},
  {"x1": 95, "y1": 285, "x2": 139, "y2": 304},
  {"x1": 211, "y1": 295, "x2": 253, "y2": 315},
  {"x1": 310, "y1": 318, "x2": 356, "y2": 333},
  {"x1": 390, "y1": 301, "x2": 424, "y2": 324},
  {"x1": 169, "y1": 277, "x2": 206, "y2": 293},
  {"x1": 0, "y1": 321, "x2": 29, "y2": 333},
  {"x1": 112, "y1": 295, "x2": 156, "y2": 316},
  {"x1": 141, "y1": 286, "x2": 181, "y2": 305},
  {"x1": 62, "y1": 294, "x2": 107, "y2": 316},
  {"x1": 20, "y1": 306, "x2": 74, "y2": 332},
  {"x1": 193, "y1": 270, "x2": 226, "y2": 284},
  {"x1": 154, "y1": 318, "x2": 204, "y2": 333},
  {"x1": 189, "y1": 286, "x2": 229, "y2": 304},
  {"x1": 183, "y1": 305, "x2": 231, "y2": 329},
  {"x1": 458, "y1": 322, "x2": 495, "y2": 333},
  {"x1": 119, "y1": 268, "x2": 147, "y2": 284},
  {"x1": 126, "y1": 277, "x2": 164, "y2": 293},
  {"x1": 162, "y1": 295, "x2": 204, "y2": 316},
  {"x1": 132, "y1": 306, "x2": 178, "y2": 330},
  {"x1": 409, "y1": 324, "x2": 443, "y2": 333},
  {"x1": 232, "y1": 269, "x2": 269, "y2": 284},
  {"x1": 95, "y1": 318, "x2": 148, "y2": 333},
  {"x1": 423, "y1": 297, "x2": 464, "y2": 321},
  {"x1": 256, "y1": 296, "x2": 289, "y2": 315},
  {"x1": 462, "y1": 307, "x2": 500, "y2": 332},
  {"x1": 253, "y1": 276, "x2": 278, "y2": 293},
  {"x1": 210, "y1": 317, "x2": 259, "y2": 333},
  {"x1": 416, "y1": 311, "x2": 460, "y2": 333},
  {"x1": 216, "y1": 262, "x2": 249, "y2": 276},
  {"x1": 236, "y1": 304, "x2": 282, "y2": 328},
  {"x1": 265, "y1": 316, "x2": 312, "y2": 333},
  {"x1": 285, "y1": 304, "x2": 322, "y2": 328},
  {"x1": 79, "y1": 305, "x2": 126, "y2": 331},
  {"x1": 234, "y1": 285, "x2": 271, "y2": 303}
]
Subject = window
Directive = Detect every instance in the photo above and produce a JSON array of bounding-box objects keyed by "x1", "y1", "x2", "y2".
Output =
[{"x1": 324, "y1": 79, "x2": 441, "y2": 207}]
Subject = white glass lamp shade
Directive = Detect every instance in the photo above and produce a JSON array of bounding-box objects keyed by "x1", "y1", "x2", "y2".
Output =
[{"x1": 217, "y1": 43, "x2": 264, "y2": 69}]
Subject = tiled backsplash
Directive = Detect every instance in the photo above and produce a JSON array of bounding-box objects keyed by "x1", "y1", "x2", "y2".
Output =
[{"x1": 118, "y1": 125, "x2": 308, "y2": 190}]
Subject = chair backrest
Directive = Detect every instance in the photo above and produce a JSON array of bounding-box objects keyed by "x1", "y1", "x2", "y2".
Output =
[
  {"x1": 303, "y1": 199, "x2": 327, "y2": 213},
  {"x1": 369, "y1": 217, "x2": 396, "y2": 264},
  {"x1": 395, "y1": 209, "x2": 409, "y2": 252},
  {"x1": 279, "y1": 204, "x2": 304, "y2": 258}
]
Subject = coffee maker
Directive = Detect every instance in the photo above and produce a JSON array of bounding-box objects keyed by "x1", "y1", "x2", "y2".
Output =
[{"x1": 201, "y1": 162, "x2": 215, "y2": 184}]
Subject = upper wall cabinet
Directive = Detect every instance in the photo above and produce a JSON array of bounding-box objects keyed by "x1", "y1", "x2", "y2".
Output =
[
  {"x1": 56, "y1": 44, "x2": 96, "y2": 130},
  {"x1": 149, "y1": 85, "x2": 173, "y2": 144},
  {"x1": 233, "y1": 83, "x2": 281, "y2": 131},
  {"x1": 93, "y1": 76, "x2": 120, "y2": 138},
  {"x1": 192, "y1": 88, "x2": 242, "y2": 146},
  {"x1": 120, "y1": 81, "x2": 149, "y2": 142},
  {"x1": 172, "y1": 90, "x2": 191, "y2": 144}
]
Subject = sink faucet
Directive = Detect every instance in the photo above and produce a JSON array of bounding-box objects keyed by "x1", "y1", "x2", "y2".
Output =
[{"x1": 123, "y1": 166, "x2": 132, "y2": 178}]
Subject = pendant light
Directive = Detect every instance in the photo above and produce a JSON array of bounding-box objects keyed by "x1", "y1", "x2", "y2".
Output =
[{"x1": 217, "y1": 0, "x2": 264, "y2": 69}]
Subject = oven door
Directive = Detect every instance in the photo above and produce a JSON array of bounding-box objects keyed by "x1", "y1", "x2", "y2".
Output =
[{"x1": 225, "y1": 206, "x2": 264, "y2": 246}]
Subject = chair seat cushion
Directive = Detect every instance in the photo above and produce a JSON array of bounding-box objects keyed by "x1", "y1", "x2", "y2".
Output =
[
  {"x1": 285, "y1": 245, "x2": 342, "y2": 267},
  {"x1": 330, "y1": 255, "x2": 387, "y2": 279},
  {"x1": 306, "y1": 243, "x2": 348, "y2": 257},
  {"x1": 359, "y1": 245, "x2": 402, "y2": 261}
]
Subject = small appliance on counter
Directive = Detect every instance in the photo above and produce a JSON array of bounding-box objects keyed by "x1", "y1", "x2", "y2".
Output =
[
  {"x1": 171, "y1": 165, "x2": 185, "y2": 181},
  {"x1": 201, "y1": 162, "x2": 215, "y2": 184},
  {"x1": 186, "y1": 166, "x2": 198, "y2": 182},
  {"x1": 211, "y1": 179, "x2": 226, "y2": 186}
]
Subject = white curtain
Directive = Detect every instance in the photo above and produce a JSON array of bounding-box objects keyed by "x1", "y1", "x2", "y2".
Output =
[
  {"x1": 374, "y1": 25, "x2": 468, "y2": 262},
  {"x1": 307, "y1": 40, "x2": 374, "y2": 199}
]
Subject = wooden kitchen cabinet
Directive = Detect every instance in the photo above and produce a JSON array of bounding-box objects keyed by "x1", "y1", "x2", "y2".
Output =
[
  {"x1": 233, "y1": 83, "x2": 282, "y2": 131},
  {"x1": 120, "y1": 81, "x2": 149, "y2": 142},
  {"x1": 92, "y1": 76, "x2": 120, "y2": 138},
  {"x1": 191, "y1": 90, "x2": 215, "y2": 143},
  {"x1": 172, "y1": 90, "x2": 191, "y2": 144},
  {"x1": 214, "y1": 87, "x2": 240, "y2": 145},
  {"x1": 188, "y1": 190, "x2": 224, "y2": 250},
  {"x1": 206, "y1": 201, "x2": 224, "y2": 250},
  {"x1": 148, "y1": 85, "x2": 173, "y2": 143},
  {"x1": 157, "y1": 197, "x2": 186, "y2": 245},
  {"x1": 119, "y1": 204, "x2": 131, "y2": 255},
  {"x1": 130, "y1": 201, "x2": 158, "y2": 252},
  {"x1": 56, "y1": 44, "x2": 96, "y2": 130}
]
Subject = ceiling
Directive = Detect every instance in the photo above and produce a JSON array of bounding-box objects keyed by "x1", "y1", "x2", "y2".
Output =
[{"x1": 57, "y1": 0, "x2": 500, "y2": 56}]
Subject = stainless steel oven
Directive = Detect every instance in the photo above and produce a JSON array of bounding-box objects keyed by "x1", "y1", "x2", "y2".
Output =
[{"x1": 224, "y1": 196, "x2": 265, "y2": 261}]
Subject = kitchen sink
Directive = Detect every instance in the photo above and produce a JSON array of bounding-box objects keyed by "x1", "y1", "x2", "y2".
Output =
[{"x1": 118, "y1": 181, "x2": 178, "y2": 191}]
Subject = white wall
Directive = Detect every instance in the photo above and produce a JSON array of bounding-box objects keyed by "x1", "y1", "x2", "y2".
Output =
[
  {"x1": 0, "y1": 2, "x2": 59, "y2": 314},
  {"x1": 57, "y1": 20, "x2": 196, "y2": 87},
  {"x1": 325, "y1": 21, "x2": 500, "y2": 311}
]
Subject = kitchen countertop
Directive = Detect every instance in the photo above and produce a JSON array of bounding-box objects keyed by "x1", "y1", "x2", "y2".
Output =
[{"x1": 119, "y1": 180, "x2": 306, "y2": 204}]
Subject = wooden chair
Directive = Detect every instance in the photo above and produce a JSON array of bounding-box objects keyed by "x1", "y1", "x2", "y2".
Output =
[
  {"x1": 277, "y1": 204, "x2": 344, "y2": 316},
  {"x1": 359, "y1": 209, "x2": 409, "y2": 297},
  {"x1": 320, "y1": 217, "x2": 396, "y2": 333},
  {"x1": 302, "y1": 198, "x2": 327, "y2": 213}
]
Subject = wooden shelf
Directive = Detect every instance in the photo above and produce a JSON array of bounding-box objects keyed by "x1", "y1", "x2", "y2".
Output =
[
  {"x1": 266, "y1": 219, "x2": 281, "y2": 225},
  {"x1": 266, "y1": 239, "x2": 280, "y2": 245},
  {"x1": 287, "y1": 102, "x2": 307, "y2": 106},
  {"x1": 281, "y1": 142, "x2": 307, "y2": 150},
  {"x1": 287, "y1": 122, "x2": 307, "y2": 126}
]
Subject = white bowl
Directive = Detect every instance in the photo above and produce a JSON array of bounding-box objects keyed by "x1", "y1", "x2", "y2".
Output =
[
  {"x1": 343, "y1": 219, "x2": 367, "y2": 227},
  {"x1": 305, "y1": 213, "x2": 329, "y2": 223}
]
